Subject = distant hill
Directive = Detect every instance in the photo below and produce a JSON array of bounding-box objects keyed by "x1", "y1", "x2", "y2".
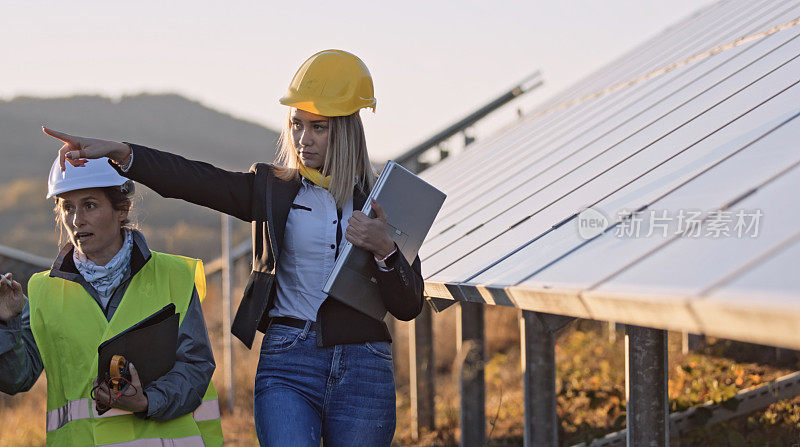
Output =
[
  {"x1": 0, "y1": 93, "x2": 279, "y2": 261},
  {"x1": 0, "y1": 93, "x2": 279, "y2": 180}
]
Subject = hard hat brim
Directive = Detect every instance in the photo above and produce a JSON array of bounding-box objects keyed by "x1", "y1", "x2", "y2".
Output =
[
  {"x1": 46, "y1": 158, "x2": 130, "y2": 199},
  {"x1": 279, "y1": 96, "x2": 376, "y2": 117}
]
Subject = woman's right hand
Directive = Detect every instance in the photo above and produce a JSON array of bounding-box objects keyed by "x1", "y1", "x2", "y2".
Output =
[
  {"x1": 0, "y1": 273, "x2": 26, "y2": 321},
  {"x1": 42, "y1": 127, "x2": 130, "y2": 171}
]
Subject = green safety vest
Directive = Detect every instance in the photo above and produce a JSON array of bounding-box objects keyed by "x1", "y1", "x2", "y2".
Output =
[{"x1": 28, "y1": 251, "x2": 223, "y2": 446}]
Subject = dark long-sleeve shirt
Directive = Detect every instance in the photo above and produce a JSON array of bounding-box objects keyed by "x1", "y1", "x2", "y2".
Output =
[
  {"x1": 0, "y1": 302, "x2": 41, "y2": 394},
  {"x1": 0, "y1": 231, "x2": 215, "y2": 421}
]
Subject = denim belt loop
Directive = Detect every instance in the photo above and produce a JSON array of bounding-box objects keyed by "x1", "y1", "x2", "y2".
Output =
[{"x1": 300, "y1": 320, "x2": 312, "y2": 340}]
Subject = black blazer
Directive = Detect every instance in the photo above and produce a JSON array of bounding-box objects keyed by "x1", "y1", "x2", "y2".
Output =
[{"x1": 116, "y1": 144, "x2": 425, "y2": 348}]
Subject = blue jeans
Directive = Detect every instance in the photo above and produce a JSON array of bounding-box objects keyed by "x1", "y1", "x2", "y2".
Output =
[{"x1": 253, "y1": 322, "x2": 396, "y2": 446}]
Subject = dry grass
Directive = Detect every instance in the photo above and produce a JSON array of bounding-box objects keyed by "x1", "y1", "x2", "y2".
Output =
[
  {"x1": 4, "y1": 286, "x2": 800, "y2": 446},
  {"x1": 0, "y1": 379, "x2": 46, "y2": 447}
]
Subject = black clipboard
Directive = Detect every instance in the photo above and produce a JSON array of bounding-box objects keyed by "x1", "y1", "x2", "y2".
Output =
[{"x1": 97, "y1": 303, "x2": 179, "y2": 388}]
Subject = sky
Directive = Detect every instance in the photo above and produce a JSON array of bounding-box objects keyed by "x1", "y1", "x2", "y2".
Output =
[{"x1": 1, "y1": 0, "x2": 716, "y2": 161}]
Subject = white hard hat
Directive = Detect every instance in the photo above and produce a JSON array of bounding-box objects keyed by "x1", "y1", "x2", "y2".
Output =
[{"x1": 47, "y1": 157, "x2": 130, "y2": 199}]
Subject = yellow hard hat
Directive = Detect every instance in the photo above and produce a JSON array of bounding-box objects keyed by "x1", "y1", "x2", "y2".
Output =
[{"x1": 279, "y1": 49, "x2": 376, "y2": 117}]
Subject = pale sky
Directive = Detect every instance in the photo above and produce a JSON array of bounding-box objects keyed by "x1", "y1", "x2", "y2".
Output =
[{"x1": 1, "y1": 0, "x2": 715, "y2": 161}]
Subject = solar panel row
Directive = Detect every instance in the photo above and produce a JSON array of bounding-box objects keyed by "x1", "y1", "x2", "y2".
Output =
[{"x1": 420, "y1": 0, "x2": 800, "y2": 348}]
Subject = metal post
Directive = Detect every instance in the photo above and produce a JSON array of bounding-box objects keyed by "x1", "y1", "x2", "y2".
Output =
[
  {"x1": 608, "y1": 320, "x2": 618, "y2": 344},
  {"x1": 520, "y1": 310, "x2": 558, "y2": 447},
  {"x1": 681, "y1": 331, "x2": 689, "y2": 355},
  {"x1": 625, "y1": 325, "x2": 668, "y2": 447},
  {"x1": 457, "y1": 301, "x2": 485, "y2": 446},
  {"x1": 681, "y1": 332, "x2": 705, "y2": 355},
  {"x1": 221, "y1": 214, "x2": 235, "y2": 414},
  {"x1": 409, "y1": 304, "x2": 435, "y2": 439}
]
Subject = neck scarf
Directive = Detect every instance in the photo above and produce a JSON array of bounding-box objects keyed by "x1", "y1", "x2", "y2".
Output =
[
  {"x1": 298, "y1": 165, "x2": 331, "y2": 189},
  {"x1": 73, "y1": 228, "x2": 134, "y2": 308}
]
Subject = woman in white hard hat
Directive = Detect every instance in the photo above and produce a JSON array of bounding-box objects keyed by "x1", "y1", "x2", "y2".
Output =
[
  {"x1": 0, "y1": 157, "x2": 223, "y2": 446},
  {"x1": 41, "y1": 49, "x2": 424, "y2": 446}
]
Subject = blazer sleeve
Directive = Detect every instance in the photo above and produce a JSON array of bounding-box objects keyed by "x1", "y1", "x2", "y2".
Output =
[
  {"x1": 375, "y1": 249, "x2": 425, "y2": 321},
  {"x1": 114, "y1": 144, "x2": 256, "y2": 222}
]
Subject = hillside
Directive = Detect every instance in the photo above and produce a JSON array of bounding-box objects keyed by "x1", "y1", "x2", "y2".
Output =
[
  {"x1": 0, "y1": 93, "x2": 279, "y2": 260},
  {"x1": 0, "y1": 93, "x2": 279, "y2": 178}
]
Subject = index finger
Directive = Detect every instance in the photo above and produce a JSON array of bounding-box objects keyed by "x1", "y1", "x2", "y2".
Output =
[{"x1": 42, "y1": 126, "x2": 76, "y2": 144}]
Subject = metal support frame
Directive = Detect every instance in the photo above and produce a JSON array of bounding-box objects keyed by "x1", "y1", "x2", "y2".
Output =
[
  {"x1": 520, "y1": 311, "x2": 575, "y2": 447},
  {"x1": 395, "y1": 71, "x2": 542, "y2": 170},
  {"x1": 221, "y1": 214, "x2": 235, "y2": 413},
  {"x1": 575, "y1": 370, "x2": 800, "y2": 447},
  {"x1": 409, "y1": 303, "x2": 435, "y2": 439},
  {"x1": 457, "y1": 301, "x2": 485, "y2": 446},
  {"x1": 625, "y1": 325, "x2": 668, "y2": 447},
  {"x1": 0, "y1": 244, "x2": 51, "y2": 294},
  {"x1": 681, "y1": 332, "x2": 705, "y2": 355},
  {"x1": 608, "y1": 321, "x2": 618, "y2": 344}
]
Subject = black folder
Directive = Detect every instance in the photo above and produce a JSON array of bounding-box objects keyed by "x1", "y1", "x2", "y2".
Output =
[{"x1": 97, "y1": 304, "x2": 179, "y2": 387}]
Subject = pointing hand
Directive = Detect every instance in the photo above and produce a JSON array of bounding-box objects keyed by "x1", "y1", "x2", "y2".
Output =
[{"x1": 42, "y1": 127, "x2": 130, "y2": 171}]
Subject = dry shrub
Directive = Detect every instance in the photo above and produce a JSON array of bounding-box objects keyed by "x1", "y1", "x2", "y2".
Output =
[{"x1": 203, "y1": 277, "x2": 261, "y2": 445}]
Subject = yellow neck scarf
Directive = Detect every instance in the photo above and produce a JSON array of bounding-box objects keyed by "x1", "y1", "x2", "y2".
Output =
[{"x1": 298, "y1": 164, "x2": 331, "y2": 189}]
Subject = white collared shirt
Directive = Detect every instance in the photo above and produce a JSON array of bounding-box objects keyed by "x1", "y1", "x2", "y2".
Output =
[{"x1": 269, "y1": 177, "x2": 354, "y2": 321}]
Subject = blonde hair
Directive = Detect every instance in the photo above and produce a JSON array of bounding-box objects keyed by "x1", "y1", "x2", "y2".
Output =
[{"x1": 274, "y1": 111, "x2": 376, "y2": 208}]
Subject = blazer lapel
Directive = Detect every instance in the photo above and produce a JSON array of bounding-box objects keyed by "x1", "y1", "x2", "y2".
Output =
[{"x1": 271, "y1": 176, "x2": 302, "y2": 262}]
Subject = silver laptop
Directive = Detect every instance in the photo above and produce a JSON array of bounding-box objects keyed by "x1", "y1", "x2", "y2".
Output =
[{"x1": 322, "y1": 161, "x2": 446, "y2": 320}]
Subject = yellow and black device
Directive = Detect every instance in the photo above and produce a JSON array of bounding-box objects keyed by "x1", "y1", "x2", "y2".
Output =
[{"x1": 109, "y1": 354, "x2": 131, "y2": 394}]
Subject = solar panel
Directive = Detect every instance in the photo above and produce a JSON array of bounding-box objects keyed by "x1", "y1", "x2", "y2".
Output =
[
  {"x1": 692, "y1": 230, "x2": 800, "y2": 345},
  {"x1": 419, "y1": 0, "x2": 779, "y2": 214},
  {"x1": 469, "y1": 107, "x2": 800, "y2": 287},
  {"x1": 425, "y1": 25, "x2": 800, "y2": 282},
  {"x1": 423, "y1": 3, "x2": 800, "y2": 260},
  {"x1": 418, "y1": 0, "x2": 800, "y2": 346}
]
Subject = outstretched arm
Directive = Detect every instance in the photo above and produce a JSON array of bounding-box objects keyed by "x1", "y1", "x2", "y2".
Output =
[
  {"x1": 42, "y1": 128, "x2": 256, "y2": 222},
  {"x1": 119, "y1": 144, "x2": 256, "y2": 222}
]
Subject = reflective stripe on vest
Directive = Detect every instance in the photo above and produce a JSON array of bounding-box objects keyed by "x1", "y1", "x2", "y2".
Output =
[
  {"x1": 98, "y1": 435, "x2": 204, "y2": 446},
  {"x1": 192, "y1": 398, "x2": 220, "y2": 422},
  {"x1": 47, "y1": 397, "x2": 220, "y2": 434},
  {"x1": 47, "y1": 398, "x2": 135, "y2": 432},
  {"x1": 46, "y1": 398, "x2": 90, "y2": 432}
]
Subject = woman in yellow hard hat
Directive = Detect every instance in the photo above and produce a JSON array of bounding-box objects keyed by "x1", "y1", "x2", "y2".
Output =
[{"x1": 42, "y1": 49, "x2": 424, "y2": 446}]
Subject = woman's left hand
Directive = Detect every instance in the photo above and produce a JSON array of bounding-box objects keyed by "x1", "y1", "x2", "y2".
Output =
[
  {"x1": 93, "y1": 363, "x2": 149, "y2": 413},
  {"x1": 346, "y1": 199, "x2": 395, "y2": 259}
]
